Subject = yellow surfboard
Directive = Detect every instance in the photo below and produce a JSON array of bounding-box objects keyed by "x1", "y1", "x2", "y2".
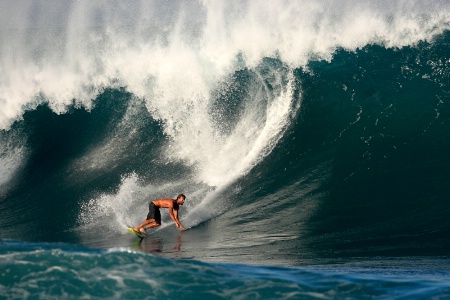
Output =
[{"x1": 127, "y1": 227, "x2": 146, "y2": 238}]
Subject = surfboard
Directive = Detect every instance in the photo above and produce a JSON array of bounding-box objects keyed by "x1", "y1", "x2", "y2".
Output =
[{"x1": 127, "y1": 227, "x2": 146, "y2": 238}]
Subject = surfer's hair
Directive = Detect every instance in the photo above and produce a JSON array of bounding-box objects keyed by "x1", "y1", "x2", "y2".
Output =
[{"x1": 177, "y1": 194, "x2": 186, "y2": 200}]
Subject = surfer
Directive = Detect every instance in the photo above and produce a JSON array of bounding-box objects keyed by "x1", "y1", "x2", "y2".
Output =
[{"x1": 134, "y1": 194, "x2": 187, "y2": 234}]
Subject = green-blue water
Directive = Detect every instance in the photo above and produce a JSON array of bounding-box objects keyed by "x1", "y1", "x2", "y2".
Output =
[
  {"x1": 1, "y1": 1, "x2": 450, "y2": 298},
  {"x1": 2, "y1": 241, "x2": 450, "y2": 299}
]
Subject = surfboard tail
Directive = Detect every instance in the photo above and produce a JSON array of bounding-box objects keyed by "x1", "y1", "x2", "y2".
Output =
[{"x1": 127, "y1": 227, "x2": 146, "y2": 238}]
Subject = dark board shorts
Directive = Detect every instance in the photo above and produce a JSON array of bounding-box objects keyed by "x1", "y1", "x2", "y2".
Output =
[{"x1": 146, "y1": 202, "x2": 161, "y2": 224}]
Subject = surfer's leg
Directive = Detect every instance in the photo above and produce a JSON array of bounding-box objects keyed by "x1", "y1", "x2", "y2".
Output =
[
  {"x1": 134, "y1": 219, "x2": 154, "y2": 233},
  {"x1": 134, "y1": 202, "x2": 159, "y2": 233},
  {"x1": 144, "y1": 221, "x2": 160, "y2": 230},
  {"x1": 135, "y1": 219, "x2": 160, "y2": 233}
]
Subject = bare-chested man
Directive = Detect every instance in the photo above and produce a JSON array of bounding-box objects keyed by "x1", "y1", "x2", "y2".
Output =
[{"x1": 134, "y1": 194, "x2": 186, "y2": 234}]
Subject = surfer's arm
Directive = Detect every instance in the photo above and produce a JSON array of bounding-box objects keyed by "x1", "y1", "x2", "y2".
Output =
[{"x1": 170, "y1": 208, "x2": 186, "y2": 230}]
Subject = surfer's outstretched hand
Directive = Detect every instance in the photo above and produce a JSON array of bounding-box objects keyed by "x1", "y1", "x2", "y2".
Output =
[{"x1": 176, "y1": 223, "x2": 187, "y2": 231}]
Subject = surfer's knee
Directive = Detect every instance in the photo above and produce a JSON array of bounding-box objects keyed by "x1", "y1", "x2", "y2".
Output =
[{"x1": 148, "y1": 221, "x2": 160, "y2": 228}]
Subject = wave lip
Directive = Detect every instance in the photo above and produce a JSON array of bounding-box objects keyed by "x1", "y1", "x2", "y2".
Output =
[{"x1": 1, "y1": 1, "x2": 449, "y2": 129}]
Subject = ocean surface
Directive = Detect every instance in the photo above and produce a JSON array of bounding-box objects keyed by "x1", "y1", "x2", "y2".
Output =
[{"x1": 1, "y1": 1, "x2": 450, "y2": 299}]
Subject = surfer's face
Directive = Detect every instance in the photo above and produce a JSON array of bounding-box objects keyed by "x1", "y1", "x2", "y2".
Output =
[{"x1": 177, "y1": 196, "x2": 185, "y2": 205}]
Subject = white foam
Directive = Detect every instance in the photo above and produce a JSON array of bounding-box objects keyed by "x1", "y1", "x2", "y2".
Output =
[
  {"x1": 1, "y1": 1, "x2": 448, "y2": 129},
  {"x1": 77, "y1": 173, "x2": 153, "y2": 232},
  {"x1": 0, "y1": 131, "x2": 27, "y2": 190}
]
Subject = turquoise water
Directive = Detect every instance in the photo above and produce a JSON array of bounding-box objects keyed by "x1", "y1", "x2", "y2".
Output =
[
  {"x1": 1, "y1": 1, "x2": 450, "y2": 298},
  {"x1": 2, "y1": 241, "x2": 450, "y2": 299}
]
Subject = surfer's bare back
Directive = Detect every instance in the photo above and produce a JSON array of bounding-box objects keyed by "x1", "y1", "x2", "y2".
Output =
[{"x1": 134, "y1": 194, "x2": 187, "y2": 234}]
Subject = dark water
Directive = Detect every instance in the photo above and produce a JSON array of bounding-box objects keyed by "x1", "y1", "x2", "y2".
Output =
[{"x1": 1, "y1": 1, "x2": 450, "y2": 298}]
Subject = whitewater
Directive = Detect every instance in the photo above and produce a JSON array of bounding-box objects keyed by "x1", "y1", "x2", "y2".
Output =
[{"x1": 1, "y1": 0, "x2": 450, "y2": 299}]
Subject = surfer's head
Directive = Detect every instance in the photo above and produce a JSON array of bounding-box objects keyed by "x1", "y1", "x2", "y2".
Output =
[{"x1": 176, "y1": 194, "x2": 186, "y2": 205}]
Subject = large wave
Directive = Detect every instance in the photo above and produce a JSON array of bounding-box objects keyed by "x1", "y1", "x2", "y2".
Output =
[{"x1": 1, "y1": 0, "x2": 449, "y2": 253}]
